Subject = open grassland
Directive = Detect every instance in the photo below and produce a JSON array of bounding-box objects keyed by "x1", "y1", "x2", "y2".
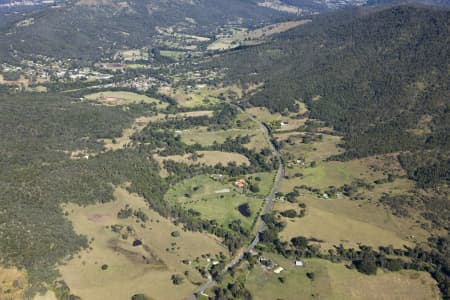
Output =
[
  {"x1": 277, "y1": 130, "x2": 429, "y2": 250},
  {"x1": 282, "y1": 160, "x2": 374, "y2": 191},
  {"x1": 113, "y1": 48, "x2": 148, "y2": 61},
  {"x1": 274, "y1": 189, "x2": 429, "y2": 250},
  {"x1": 208, "y1": 20, "x2": 311, "y2": 51},
  {"x1": 244, "y1": 130, "x2": 271, "y2": 152},
  {"x1": 0, "y1": 267, "x2": 27, "y2": 299},
  {"x1": 26, "y1": 85, "x2": 48, "y2": 93},
  {"x1": 0, "y1": 74, "x2": 30, "y2": 87},
  {"x1": 246, "y1": 106, "x2": 307, "y2": 132},
  {"x1": 180, "y1": 128, "x2": 248, "y2": 146},
  {"x1": 59, "y1": 188, "x2": 226, "y2": 300},
  {"x1": 245, "y1": 255, "x2": 440, "y2": 300},
  {"x1": 159, "y1": 50, "x2": 187, "y2": 61},
  {"x1": 147, "y1": 110, "x2": 215, "y2": 123},
  {"x1": 279, "y1": 134, "x2": 344, "y2": 162},
  {"x1": 165, "y1": 175, "x2": 264, "y2": 231},
  {"x1": 245, "y1": 172, "x2": 276, "y2": 197},
  {"x1": 281, "y1": 156, "x2": 402, "y2": 192},
  {"x1": 159, "y1": 86, "x2": 220, "y2": 108},
  {"x1": 84, "y1": 91, "x2": 167, "y2": 108},
  {"x1": 33, "y1": 291, "x2": 57, "y2": 300}
]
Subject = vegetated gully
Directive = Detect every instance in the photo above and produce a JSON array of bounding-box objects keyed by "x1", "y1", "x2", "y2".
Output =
[{"x1": 189, "y1": 103, "x2": 285, "y2": 299}]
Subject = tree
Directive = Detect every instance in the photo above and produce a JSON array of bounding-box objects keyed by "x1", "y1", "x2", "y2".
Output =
[
  {"x1": 249, "y1": 184, "x2": 260, "y2": 193},
  {"x1": 291, "y1": 236, "x2": 308, "y2": 249},
  {"x1": 355, "y1": 251, "x2": 377, "y2": 275},
  {"x1": 171, "y1": 274, "x2": 184, "y2": 285},
  {"x1": 280, "y1": 209, "x2": 297, "y2": 218},
  {"x1": 131, "y1": 294, "x2": 148, "y2": 300}
]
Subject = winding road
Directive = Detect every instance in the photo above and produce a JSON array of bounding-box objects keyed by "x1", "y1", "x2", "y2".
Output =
[{"x1": 188, "y1": 103, "x2": 285, "y2": 299}]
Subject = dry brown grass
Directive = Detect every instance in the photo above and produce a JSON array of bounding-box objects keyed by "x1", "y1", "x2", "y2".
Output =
[
  {"x1": 279, "y1": 134, "x2": 343, "y2": 162},
  {"x1": 274, "y1": 190, "x2": 429, "y2": 250},
  {"x1": 59, "y1": 188, "x2": 226, "y2": 300},
  {"x1": 0, "y1": 74, "x2": 29, "y2": 88},
  {"x1": 0, "y1": 267, "x2": 27, "y2": 299},
  {"x1": 33, "y1": 291, "x2": 58, "y2": 300},
  {"x1": 245, "y1": 255, "x2": 439, "y2": 300},
  {"x1": 84, "y1": 91, "x2": 164, "y2": 107}
]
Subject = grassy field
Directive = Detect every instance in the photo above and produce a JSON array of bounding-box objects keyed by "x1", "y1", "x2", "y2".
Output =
[
  {"x1": 26, "y1": 85, "x2": 48, "y2": 93},
  {"x1": 84, "y1": 91, "x2": 167, "y2": 108},
  {"x1": 180, "y1": 128, "x2": 252, "y2": 146},
  {"x1": 245, "y1": 172, "x2": 276, "y2": 197},
  {"x1": 244, "y1": 255, "x2": 440, "y2": 300},
  {"x1": 279, "y1": 133, "x2": 343, "y2": 162},
  {"x1": 207, "y1": 20, "x2": 311, "y2": 51},
  {"x1": 113, "y1": 48, "x2": 149, "y2": 61},
  {"x1": 246, "y1": 107, "x2": 307, "y2": 132},
  {"x1": 274, "y1": 183, "x2": 431, "y2": 250},
  {"x1": 159, "y1": 86, "x2": 220, "y2": 108},
  {"x1": 274, "y1": 112, "x2": 431, "y2": 250},
  {"x1": 0, "y1": 74, "x2": 29, "y2": 88},
  {"x1": 165, "y1": 175, "x2": 264, "y2": 231},
  {"x1": 159, "y1": 50, "x2": 187, "y2": 61},
  {"x1": 59, "y1": 187, "x2": 226, "y2": 300},
  {"x1": 281, "y1": 157, "x2": 394, "y2": 192}
]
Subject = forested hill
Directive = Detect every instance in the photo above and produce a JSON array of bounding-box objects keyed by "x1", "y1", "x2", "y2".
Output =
[
  {"x1": 210, "y1": 5, "x2": 449, "y2": 186},
  {"x1": 0, "y1": 0, "x2": 286, "y2": 60}
]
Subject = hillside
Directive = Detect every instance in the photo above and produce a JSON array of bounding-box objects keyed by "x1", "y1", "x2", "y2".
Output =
[{"x1": 207, "y1": 5, "x2": 449, "y2": 185}]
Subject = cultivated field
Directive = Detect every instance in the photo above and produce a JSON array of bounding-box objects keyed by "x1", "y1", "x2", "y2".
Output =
[
  {"x1": 84, "y1": 91, "x2": 167, "y2": 108},
  {"x1": 59, "y1": 188, "x2": 226, "y2": 300}
]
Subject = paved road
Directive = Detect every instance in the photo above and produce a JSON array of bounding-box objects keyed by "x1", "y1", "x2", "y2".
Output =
[{"x1": 188, "y1": 103, "x2": 284, "y2": 299}]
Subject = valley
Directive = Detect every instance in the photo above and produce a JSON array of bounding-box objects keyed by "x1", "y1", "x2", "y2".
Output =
[{"x1": 0, "y1": 1, "x2": 448, "y2": 300}]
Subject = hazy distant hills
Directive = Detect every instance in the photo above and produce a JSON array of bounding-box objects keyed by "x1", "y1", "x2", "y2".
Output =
[
  {"x1": 0, "y1": 0, "x2": 375, "y2": 61},
  {"x1": 0, "y1": 0, "x2": 285, "y2": 60}
]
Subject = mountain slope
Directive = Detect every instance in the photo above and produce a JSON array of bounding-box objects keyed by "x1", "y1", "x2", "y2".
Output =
[{"x1": 208, "y1": 5, "x2": 449, "y2": 184}]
